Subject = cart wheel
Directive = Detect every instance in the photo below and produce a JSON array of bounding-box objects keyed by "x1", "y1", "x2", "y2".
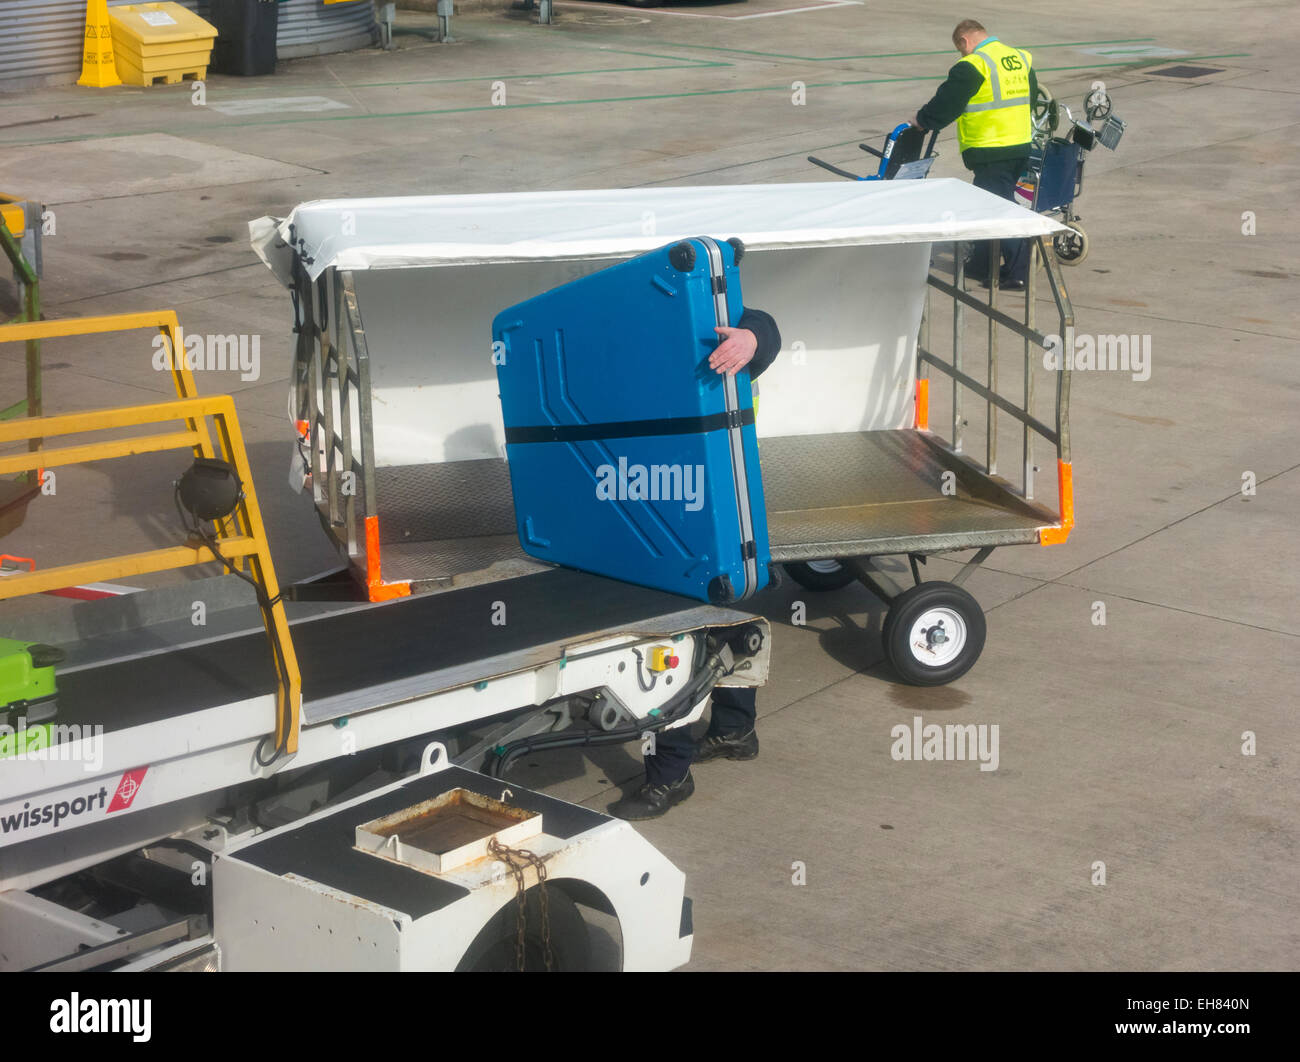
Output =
[
  {"x1": 1053, "y1": 222, "x2": 1089, "y2": 265},
  {"x1": 783, "y1": 559, "x2": 857, "y2": 592},
  {"x1": 882, "y1": 582, "x2": 986, "y2": 686}
]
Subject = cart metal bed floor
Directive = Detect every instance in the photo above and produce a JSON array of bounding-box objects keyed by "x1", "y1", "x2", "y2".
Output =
[
  {"x1": 361, "y1": 427, "x2": 1058, "y2": 587},
  {"x1": 760, "y1": 430, "x2": 1058, "y2": 562},
  {"x1": 51, "y1": 568, "x2": 746, "y2": 734}
]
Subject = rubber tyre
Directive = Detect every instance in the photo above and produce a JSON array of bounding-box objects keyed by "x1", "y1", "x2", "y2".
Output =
[
  {"x1": 783, "y1": 560, "x2": 857, "y2": 592},
  {"x1": 1053, "y1": 222, "x2": 1089, "y2": 265},
  {"x1": 456, "y1": 886, "x2": 591, "y2": 971},
  {"x1": 882, "y1": 582, "x2": 986, "y2": 686},
  {"x1": 1032, "y1": 84, "x2": 1058, "y2": 135},
  {"x1": 1085, "y1": 89, "x2": 1112, "y2": 121}
]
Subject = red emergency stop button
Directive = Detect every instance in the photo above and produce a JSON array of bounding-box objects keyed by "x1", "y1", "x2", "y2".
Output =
[{"x1": 649, "y1": 646, "x2": 680, "y2": 671}]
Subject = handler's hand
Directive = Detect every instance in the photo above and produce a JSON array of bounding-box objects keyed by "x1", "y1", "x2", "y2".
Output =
[{"x1": 710, "y1": 326, "x2": 757, "y2": 376}]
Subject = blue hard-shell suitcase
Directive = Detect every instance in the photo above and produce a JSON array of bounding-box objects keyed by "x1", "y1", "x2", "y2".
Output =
[{"x1": 492, "y1": 236, "x2": 771, "y2": 605}]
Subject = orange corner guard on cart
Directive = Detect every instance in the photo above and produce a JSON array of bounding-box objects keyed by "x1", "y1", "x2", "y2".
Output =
[
  {"x1": 914, "y1": 378, "x2": 929, "y2": 431},
  {"x1": 364, "y1": 515, "x2": 411, "y2": 601},
  {"x1": 1039, "y1": 461, "x2": 1074, "y2": 545}
]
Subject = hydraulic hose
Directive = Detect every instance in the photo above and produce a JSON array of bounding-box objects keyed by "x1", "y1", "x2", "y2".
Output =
[{"x1": 483, "y1": 634, "x2": 737, "y2": 779}]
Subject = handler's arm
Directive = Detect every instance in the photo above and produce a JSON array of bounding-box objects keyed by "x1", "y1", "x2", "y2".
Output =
[
  {"x1": 738, "y1": 307, "x2": 782, "y2": 379},
  {"x1": 915, "y1": 61, "x2": 983, "y2": 131},
  {"x1": 710, "y1": 308, "x2": 782, "y2": 378}
]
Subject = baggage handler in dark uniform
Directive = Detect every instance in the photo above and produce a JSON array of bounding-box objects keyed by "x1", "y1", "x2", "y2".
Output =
[
  {"x1": 909, "y1": 19, "x2": 1038, "y2": 289},
  {"x1": 610, "y1": 307, "x2": 781, "y2": 821}
]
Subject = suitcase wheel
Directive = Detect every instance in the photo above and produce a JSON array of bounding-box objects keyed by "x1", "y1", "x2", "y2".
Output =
[
  {"x1": 669, "y1": 242, "x2": 697, "y2": 273},
  {"x1": 727, "y1": 237, "x2": 746, "y2": 264},
  {"x1": 707, "y1": 574, "x2": 735, "y2": 605}
]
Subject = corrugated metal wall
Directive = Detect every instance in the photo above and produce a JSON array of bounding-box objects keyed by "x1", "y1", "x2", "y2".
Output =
[
  {"x1": 0, "y1": 0, "x2": 377, "y2": 89},
  {"x1": 275, "y1": 0, "x2": 378, "y2": 58},
  {"x1": 0, "y1": 0, "x2": 89, "y2": 86}
]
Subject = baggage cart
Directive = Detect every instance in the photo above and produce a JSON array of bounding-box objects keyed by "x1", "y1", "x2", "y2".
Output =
[{"x1": 253, "y1": 180, "x2": 1078, "y2": 684}]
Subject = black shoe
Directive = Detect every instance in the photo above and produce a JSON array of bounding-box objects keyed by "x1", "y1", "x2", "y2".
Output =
[
  {"x1": 608, "y1": 772, "x2": 695, "y2": 820},
  {"x1": 693, "y1": 728, "x2": 759, "y2": 764}
]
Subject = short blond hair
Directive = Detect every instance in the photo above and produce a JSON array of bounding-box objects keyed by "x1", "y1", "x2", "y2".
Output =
[{"x1": 952, "y1": 19, "x2": 986, "y2": 43}]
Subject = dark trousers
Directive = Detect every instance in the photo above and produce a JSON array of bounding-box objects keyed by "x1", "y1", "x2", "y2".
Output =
[
  {"x1": 644, "y1": 686, "x2": 757, "y2": 786},
  {"x1": 968, "y1": 156, "x2": 1031, "y2": 283}
]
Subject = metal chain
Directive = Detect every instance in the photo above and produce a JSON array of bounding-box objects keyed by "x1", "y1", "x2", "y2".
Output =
[{"x1": 487, "y1": 837, "x2": 554, "y2": 972}]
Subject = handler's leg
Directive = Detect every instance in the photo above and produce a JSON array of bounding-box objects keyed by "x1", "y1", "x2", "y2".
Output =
[
  {"x1": 970, "y1": 158, "x2": 1031, "y2": 284},
  {"x1": 966, "y1": 163, "x2": 1000, "y2": 280},
  {"x1": 693, "y1": 686, "x2": 759, "y2": 763},
  {"x1": 608, "y1": 727, "x2": 695, "y2": 821}
]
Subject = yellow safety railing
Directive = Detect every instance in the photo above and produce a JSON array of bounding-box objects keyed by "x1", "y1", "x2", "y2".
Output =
[
  {"x1": 0, "y1": 315, "x2": 302, "y2": 756},
  {"x1": 0, "y1": 309, "x2": 205, "y2": 415}
]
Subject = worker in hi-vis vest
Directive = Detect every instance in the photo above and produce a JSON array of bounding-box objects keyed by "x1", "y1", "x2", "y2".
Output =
[{"x1": 910, "y1": 19, "x2": 1039, "y2": 289}]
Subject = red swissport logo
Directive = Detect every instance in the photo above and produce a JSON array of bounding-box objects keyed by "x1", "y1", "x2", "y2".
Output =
[{"x1": 106, "y1": 768, "x2": 148, "y2": 813}]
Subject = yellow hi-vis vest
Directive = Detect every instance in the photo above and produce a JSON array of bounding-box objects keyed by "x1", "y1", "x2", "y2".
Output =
[{"x1": 955, "y1": 39, "x2": 1033, "y2": 151}]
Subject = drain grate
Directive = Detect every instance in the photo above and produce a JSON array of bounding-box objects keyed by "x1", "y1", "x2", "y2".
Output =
[{"x1": 1149, "y1": 64, "x2": 1224, "y2": 78}]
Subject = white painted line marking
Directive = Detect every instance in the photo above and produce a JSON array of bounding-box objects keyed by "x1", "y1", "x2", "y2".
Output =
[{"x1": 208, "y1": 96, "x2": 351, "y2": 116}]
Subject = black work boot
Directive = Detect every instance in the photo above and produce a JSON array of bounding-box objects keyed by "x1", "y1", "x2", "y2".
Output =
[
  {"x1": 608, "y1": 772, "x2": 695, "y2": 821},
  {"x1": 692, "y1": 728, "x2": 759, "y2": 764}
]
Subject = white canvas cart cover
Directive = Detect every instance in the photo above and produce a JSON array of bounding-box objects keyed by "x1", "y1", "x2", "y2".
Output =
[
  {"x1": 253, "y1": 181, "x2": 1061, "y2": 459},
  {"x1": 252, "y1": 179, "x2": 1063, "y2": 283}
]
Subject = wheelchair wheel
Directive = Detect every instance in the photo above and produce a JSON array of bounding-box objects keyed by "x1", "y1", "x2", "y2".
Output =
[
  {"x1": 1032, "y1": 84, "x2": 1058, "y2": 136},
  {"x1": 1085, "y1": 88, "x2": 1112, "y2": 121},
  {"x1": 1053, "y1": 222, "x2": 1089, "y2": 265}
]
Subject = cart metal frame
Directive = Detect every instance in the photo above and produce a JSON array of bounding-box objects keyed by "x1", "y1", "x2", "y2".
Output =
[
  {"x1": 290, "y1": 232, "x2": 1074, "y2": 598},
  {"x1": 783, "y1": 233, "x2": 1074, "y2": 586},
  {"x1": 290, "y1": 259, "x2": 408, "y2": 599},
  {"x1": 770, "y1": 233, "x2": 1074, "y2": 683}
]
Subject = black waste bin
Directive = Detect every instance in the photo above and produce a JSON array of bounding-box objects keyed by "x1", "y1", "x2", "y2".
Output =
[{"x1": 209, "y1": 0, "x2": 280, "y2": 77}]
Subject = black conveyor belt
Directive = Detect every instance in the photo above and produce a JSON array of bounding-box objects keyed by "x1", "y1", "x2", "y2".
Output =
[{"x1": 57, "y1": 569, "x2": 717, "y2": 735}]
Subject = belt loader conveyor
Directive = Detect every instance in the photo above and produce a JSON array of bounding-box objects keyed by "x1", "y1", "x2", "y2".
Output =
[
  {"x1": 0, "y1": 311, "x2": 769, "y2": 970},
  {"x1": 0, "y1": 571, "x2": 769, "y2": 970}
]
